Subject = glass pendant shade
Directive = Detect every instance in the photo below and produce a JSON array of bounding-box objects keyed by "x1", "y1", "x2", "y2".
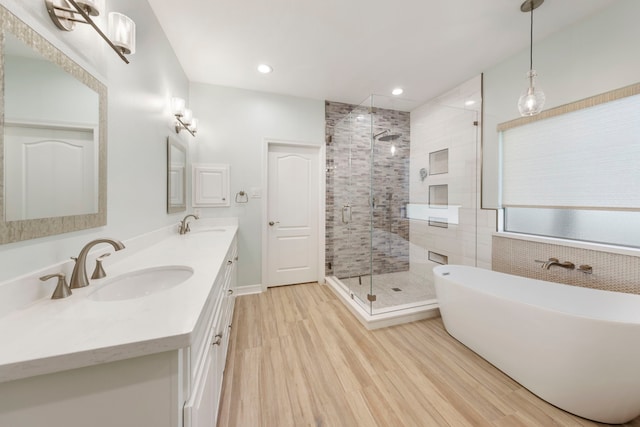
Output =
[
  {"x1": 182, "y1": 109, "x2": 193, "y2": 126},
  {"x1": 108, "y1": 12, "x2": 136, "y2": 55},
  {"x1": 171, "y1": 97, "x2": 186, "y2": 117},
  {"x1": 518, "y1": 70, "x2": 545, "y2": 116},
  {"x1": 189, "y1": 118, "x2": 198, "y2": 133}
]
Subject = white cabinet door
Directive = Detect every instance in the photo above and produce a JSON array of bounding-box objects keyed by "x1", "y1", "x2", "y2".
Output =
[
  {"x1": 192, "y1": 164, "x2": 230, "y2": 207},
  {"x1": 185, "y1": 236, "x2": 238, "y2": 427},
  {"x1": 184, "y1": 346, "x2": 216, "y2": 427}
]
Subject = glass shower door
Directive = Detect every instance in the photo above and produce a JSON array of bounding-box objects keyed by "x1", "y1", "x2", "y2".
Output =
[
  {"x1": 368, "y1": 98, "x2": 479, "y2": 313},
  {"x1": 329, "y1": 106, "x2": 374, "y2": 313}
]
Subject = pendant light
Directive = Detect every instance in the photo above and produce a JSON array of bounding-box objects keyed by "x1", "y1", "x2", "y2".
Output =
[{"x1": 517, "y1": 0, "x2": 545, "y2": 116}]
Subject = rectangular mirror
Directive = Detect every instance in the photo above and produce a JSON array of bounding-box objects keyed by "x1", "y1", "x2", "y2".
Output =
[
  {"x1": 167, "y1": 135, "x2": 187, "y2": 213},
  {"x1": 0, "y1": 5, "x2": 107, "y2": 244}
]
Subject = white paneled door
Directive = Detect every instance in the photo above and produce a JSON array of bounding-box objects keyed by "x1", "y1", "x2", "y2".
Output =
[{"x1": 266, "y1": 144, "x2": 319, "y2": 287}]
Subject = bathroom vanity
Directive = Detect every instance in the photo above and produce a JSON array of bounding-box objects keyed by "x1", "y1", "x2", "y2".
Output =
[{"x1": 0, "y1": 223, "x2": 237, "y2": 427}]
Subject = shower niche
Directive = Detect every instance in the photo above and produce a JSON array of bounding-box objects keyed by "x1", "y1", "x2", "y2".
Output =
[{"x1": 429, "y1": 148, "x2": 449, "y2": 175}]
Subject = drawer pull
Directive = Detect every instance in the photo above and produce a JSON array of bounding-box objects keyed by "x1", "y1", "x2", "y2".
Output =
[
  {"x1": 212, "y1": 333, "x2": 223, "y2": 346},
  {"x1": 227, "y1": 289, "x2": 234, "y2": 295}
]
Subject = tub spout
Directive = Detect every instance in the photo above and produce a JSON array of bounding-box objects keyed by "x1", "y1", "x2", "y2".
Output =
[{"x1": 542, "y1": 257, "x2": 575, "y2": 270}]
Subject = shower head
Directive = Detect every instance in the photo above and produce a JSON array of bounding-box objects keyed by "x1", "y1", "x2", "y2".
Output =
[
  {"x1": 378, "y1": 133, "x2": 400, "y2": 142},
  {"x1": 373, "y1": 129, "x2": 401, "y2": 141}
]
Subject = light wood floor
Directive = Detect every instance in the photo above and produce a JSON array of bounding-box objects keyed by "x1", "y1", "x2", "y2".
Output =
[{"x1": 218, "y1": 283, "x2": 640, "y2": 427}]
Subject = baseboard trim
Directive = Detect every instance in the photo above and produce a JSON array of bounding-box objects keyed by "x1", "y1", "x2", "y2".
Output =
[{"x1": 234, "y1": 284, "x2": 264, "y2": 296}]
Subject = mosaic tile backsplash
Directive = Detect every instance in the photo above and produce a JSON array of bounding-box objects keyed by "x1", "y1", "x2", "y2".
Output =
[{"x1": 493, "y1": 235, "x2": 640, "y2": 295}]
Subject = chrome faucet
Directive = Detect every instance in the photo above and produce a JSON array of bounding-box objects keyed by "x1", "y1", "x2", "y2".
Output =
[
  {"x1": 179, "y1": 214, "x2": 199, "y2": 235},
  {"x1": 69, "y1": 238, "x2": 125, "y2": 289},
  {"x1": 539, "y1": 257, "x2": 575, "y2": 270}
]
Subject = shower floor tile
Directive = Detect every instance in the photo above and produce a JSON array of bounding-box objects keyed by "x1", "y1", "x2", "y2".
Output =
[{"x1": 340, "y1": 270, "x2": 436, "y2": 310}]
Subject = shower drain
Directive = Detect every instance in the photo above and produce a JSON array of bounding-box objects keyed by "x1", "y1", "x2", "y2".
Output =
[{"x1": 391, "y1": 287, "x2": 402, "y2": 292}]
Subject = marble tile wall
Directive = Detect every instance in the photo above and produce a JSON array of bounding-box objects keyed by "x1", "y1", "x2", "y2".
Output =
[{"x1": 325, "y1": 100, "x2": 410, "y2": 279}]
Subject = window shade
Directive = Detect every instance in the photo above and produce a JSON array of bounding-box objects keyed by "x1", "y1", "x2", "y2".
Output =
[{"x1": 501, "y1": 92, "x2": 640, "y2": 210}]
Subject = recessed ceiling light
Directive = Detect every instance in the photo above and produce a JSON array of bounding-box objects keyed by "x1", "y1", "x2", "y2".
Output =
[
  {"x1": 257, "y1": 64, "x2": 273, "y2": 74},
  {"x1": 392, "y1": 88, "x2": 403, "y2": 96},
  {"x1": 465, "y1": 100, "x2": 476, "y2": 106}
]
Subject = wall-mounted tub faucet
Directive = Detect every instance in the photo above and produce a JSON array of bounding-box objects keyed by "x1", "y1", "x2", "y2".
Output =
[
  {"x1": 535, "y1": 257, "x2": 575, "y2": 270},
  {"x1": 179, "y1": 214, "x2": 199, "y2": 234},
  {"x1": 69, "y1": 239, "x2": 125, "y2": 289}
]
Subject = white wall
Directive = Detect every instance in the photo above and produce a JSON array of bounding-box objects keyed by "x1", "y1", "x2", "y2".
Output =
[
  {"x1": 482, "y1": 0, "x2": 640, "y2": 208},
  {"x1": 0, "y1": 0, "x2": 191, "y2": 282},
  {"x1": 188, "y1": 83, "x2": 325, "y2": 287}
]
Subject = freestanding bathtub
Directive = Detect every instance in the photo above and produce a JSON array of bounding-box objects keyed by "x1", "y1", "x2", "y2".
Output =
[{"x1": 433, "y1": 265, "x2": 640, "y2": 424}]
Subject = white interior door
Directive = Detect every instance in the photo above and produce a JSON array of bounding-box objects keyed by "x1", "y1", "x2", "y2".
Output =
[
  {"x1": 266, "y1": 144, "x2": 319, "y2": 287},
  {"x1": 4, "y1": 123, "x2": 96, "y2": 221}
]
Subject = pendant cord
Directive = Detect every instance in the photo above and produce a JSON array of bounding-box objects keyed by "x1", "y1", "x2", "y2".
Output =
[{"x1": 529, "y1": 6, "x2": 534, "y2": 71}]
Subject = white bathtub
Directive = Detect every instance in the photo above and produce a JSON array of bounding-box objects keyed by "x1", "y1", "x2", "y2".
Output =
[{"x1": 433, "y1": 265, "x2": 640, "y2": 424}]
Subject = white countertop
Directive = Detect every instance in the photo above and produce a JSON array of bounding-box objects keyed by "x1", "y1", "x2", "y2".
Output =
[{"x1": 0, "y1": 225, "x2": 238, "y2": 383}]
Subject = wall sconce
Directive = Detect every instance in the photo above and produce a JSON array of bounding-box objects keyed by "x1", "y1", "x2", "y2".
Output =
[
  {"x1": 172, "y1": 97, "x2": 198, "y2": 137},
  {"x1": 517, "y1": 0, "x2": 546, "y2": 116},
  {"x1": 45, "y1": 0, "x2": 136, "y2": 64}
]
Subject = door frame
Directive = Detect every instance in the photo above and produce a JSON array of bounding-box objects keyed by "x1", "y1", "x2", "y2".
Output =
[{"x1": 261, "y1": 138, "x2": 325, "y2": 291}]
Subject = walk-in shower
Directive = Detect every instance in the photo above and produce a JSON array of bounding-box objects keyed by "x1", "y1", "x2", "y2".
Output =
[{"x1": 324, "y1": 87, "x2": 481, "y2": 328}]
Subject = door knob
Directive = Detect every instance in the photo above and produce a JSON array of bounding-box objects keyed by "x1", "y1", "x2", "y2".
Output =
[{"x1": 269, "y1": 221, "x2": 280, "y2": 226}]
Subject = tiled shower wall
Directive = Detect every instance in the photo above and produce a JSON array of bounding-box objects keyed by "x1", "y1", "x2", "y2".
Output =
[
  {"x1": 493, "y1": 235, "x2": 640, "y2": 294},
  {"x1": 409, "y1": 76, "x2": 492, "y2": 285},
  {"x1": 325, "y1": 100, "x2": 410, "y2": 279}
]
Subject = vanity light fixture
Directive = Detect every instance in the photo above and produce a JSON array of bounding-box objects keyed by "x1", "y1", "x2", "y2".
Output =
[
  {"x1": 45, "y1": 0, "x2": 136, "y2": 64},
  {"x1": 517, "y1": 0, "x2": 545, "y2": 116},
  {"x1": 172, "y1": 97, "x2": 198, "y2": 137}
]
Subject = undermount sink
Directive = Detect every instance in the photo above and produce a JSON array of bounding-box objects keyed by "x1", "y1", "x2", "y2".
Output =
[
  {"x1": 190, "y1": 228, "x2": 226, "y2": 233},
  {"x1": 88, "y1": 266, "x2": 194, "y2": 302}
]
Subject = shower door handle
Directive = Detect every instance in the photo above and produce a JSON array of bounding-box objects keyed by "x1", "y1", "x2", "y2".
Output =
[{"x1": 341, "y1": 205, "x2": 352, "y2": 224}]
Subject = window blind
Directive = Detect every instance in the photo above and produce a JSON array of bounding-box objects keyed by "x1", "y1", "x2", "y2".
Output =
[{"x1": 500, "y1": 92, "x2": 640, "y2": 210}]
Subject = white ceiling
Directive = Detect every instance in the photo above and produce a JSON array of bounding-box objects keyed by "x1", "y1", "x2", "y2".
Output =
[{"x1": 147, "y1": 0, "x2": 614, "y2": 111}]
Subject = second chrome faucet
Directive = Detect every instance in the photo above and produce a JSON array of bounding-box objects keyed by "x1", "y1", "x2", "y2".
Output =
[{"x1": 179, "y1": 214, "x2": 199, "y2": 235}]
